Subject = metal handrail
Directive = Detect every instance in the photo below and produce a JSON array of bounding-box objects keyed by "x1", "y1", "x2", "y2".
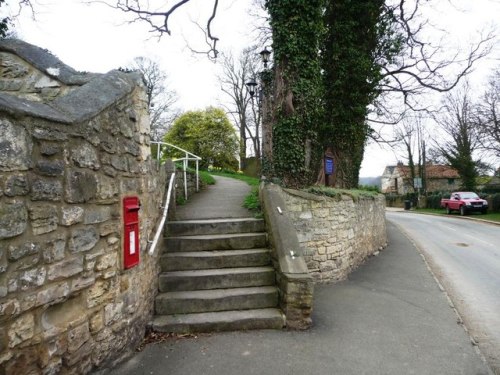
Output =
[
  {"x1": 151, "y1": 141, "x2": 202, "y2": 199},
  {"x1": 148, "y1": 172, "x2": 176, "y2": 256}
]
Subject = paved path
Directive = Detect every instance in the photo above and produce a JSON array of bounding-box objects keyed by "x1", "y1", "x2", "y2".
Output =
[
  {"x1": 108, "y1": 220, "x2": 492, "y2": 375},
  {"x1": 175, "y1": 175, "x2": 253, "y2": 220}
]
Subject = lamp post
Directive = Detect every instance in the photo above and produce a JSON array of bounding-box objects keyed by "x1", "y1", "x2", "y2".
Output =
[
  {"x1": 245, "y1": 47, "x2": 272, "y2": 176},
  {"x1": 245, "y1": 77, "x2": 258, "y2": 99},
  {"x1": 259, "y1": 47, "x2": 271, "y2": 68}
]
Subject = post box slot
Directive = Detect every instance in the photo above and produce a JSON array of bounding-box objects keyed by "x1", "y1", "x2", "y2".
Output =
[{"x1": 125, "y1": 205, "x2": 140, "y2": 212}]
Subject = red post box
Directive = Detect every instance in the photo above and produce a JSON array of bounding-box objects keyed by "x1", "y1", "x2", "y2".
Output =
[{"x1": 123, "y1": 196, "x2": 140, "y2": 269}]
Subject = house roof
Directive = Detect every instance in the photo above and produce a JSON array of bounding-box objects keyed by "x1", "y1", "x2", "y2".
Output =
[{"x1": 396, "y1": 164, "x2": 460, "y2": 179}]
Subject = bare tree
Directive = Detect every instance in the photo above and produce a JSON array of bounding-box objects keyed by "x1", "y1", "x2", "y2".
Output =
[
  {"x1": 394, "y1": 114, "x2": 428, "y2": 191},
  {"x1": 218, "y1": 49, "x2": 261, "y2": 169},
  {"x1": 476, "y1": 68, "x2": 500, "y2": 158},
  {"x1": 433, "y1": 84, "x2": 482, "y2": 190},
  {"x1": 129, "y1": 56, "x2": 179, "y2": 141}
]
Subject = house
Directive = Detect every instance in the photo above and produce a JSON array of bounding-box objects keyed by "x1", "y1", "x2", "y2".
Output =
[{"x1": 382, "y1": 163, "x2": 461, "y2": 194}]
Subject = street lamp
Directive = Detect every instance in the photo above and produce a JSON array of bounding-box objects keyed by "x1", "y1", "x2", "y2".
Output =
[
  {"x1": 245, "y1": 77, "x2": 258, "y2": 98},
  {"x1": 245, "y1": 46, "x2": 273, "y2": 176},
  {"x1": 259, "y1": 47, "x2": 271, "y2": 68},
  {"x1": 245, "y1": 47, "x2": 272, "y2": 96}
]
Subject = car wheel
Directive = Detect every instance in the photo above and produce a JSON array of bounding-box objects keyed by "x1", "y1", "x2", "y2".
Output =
[
  {"x1": 482, "y1": 209, "x2": 488, "y2": 215},
  {"x1": 446, "y1": 206, "x2": 451, "y2": 215},
  {"x1": 460, "y1": 206, "x2": 466, "y2": 216}
]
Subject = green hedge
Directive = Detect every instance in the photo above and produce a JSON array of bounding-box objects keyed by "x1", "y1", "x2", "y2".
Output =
[{"x1": 491, "y1": 193, "x2": 500, "y2": 212}]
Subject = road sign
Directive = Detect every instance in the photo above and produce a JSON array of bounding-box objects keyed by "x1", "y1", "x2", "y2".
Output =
[
  {"x1": 325, "y1": 157, "x2": 334, "y2": 175},
  {"x1": 414, "y1": 177, "x2": 422, "y2": 189}
]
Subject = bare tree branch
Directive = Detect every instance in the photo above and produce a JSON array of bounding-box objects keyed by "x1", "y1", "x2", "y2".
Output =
[
  {"x1": 106, "y1": 0, "x2": 220, "y2": 58},
  {"x1": 375, "y1": 0, "x2": 495, "y2": 119}
]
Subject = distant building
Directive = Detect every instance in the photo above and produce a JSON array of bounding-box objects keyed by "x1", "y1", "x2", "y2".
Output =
[{"x1": 382, "y1": 163, "x2": 461, "y2": 194}]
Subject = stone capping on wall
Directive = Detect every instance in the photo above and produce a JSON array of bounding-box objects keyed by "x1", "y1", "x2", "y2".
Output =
[
  {"x1": 0, "y1": 39, "x2": 96, "y2": 85},
  {"x1": 282, "y1": 187, "x2": 324, "y2": 202},
  {"x1": 260, "y1": 182, "x2": 314, "y2": 330},
  {"x1": 0, "y1": 70, "x2": 139, "y2": 124}
]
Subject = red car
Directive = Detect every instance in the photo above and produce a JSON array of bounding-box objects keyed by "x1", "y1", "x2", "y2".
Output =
[{"x1": 440, "y1": 192, "x2": 488, "y2": 215}]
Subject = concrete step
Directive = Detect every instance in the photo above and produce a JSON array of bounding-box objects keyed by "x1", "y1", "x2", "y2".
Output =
[
  {"x1": 160, "y1": 249, "x2": 271, "y2": 271},
  {"x1": 155, "y1": 286, "x2": 279, "y2": 315},
  {"x1": 151, "y1": 308, "x2": 285, "y2": 333},
  {"x1": 166, "y1": 218, "x2": 265, "y2": 236},
  {"x1": 165, "y1": 233, "x2": 267, "y2": 252},
  {"x1": 158, "y1": 267, "x2": 276, "y2": 292}
]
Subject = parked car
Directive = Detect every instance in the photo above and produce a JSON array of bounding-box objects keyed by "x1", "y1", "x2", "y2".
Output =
[{"x1": 440, "y1": 192, "x2": 488, "y2": 215}]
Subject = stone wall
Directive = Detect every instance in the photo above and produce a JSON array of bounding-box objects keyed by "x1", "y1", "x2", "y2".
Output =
[
  {"x1": 280, "y1": 189, "x2": 387, "y2": 282},
  {"x1": 174, "y1": 169, "x2": 200, "y2": 203},
  {"x1": 0, "y1": 40, "x2": 167, "y2": 374}
]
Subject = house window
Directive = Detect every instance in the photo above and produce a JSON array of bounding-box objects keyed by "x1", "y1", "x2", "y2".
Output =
[{"x1": 448, "y1": 178, "x2": 455, "y2": 185}]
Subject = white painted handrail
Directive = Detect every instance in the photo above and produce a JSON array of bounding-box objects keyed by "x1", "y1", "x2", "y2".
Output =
[
  {"x1": 148, "y1": 172, "x2": 176, "y2": 256},
  {"x1": 151, "y1": 141, "x2": 202, "y2": 200}
]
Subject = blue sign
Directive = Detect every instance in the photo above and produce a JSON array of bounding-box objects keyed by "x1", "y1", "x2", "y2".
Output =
[{"x1": 325, "y1": 157, "x2": 334, "y2": 175}]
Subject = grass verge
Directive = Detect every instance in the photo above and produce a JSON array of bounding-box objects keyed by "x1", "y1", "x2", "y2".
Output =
[
  {"x1": 209, "y1": 170, "x2": 259, "y2": 186},
  {"x1": 198, "y1": 170, "x2": 216, "y2": 185},
  {"x1": 413, "y1": 208, "x2": 500, "y2": 222}
]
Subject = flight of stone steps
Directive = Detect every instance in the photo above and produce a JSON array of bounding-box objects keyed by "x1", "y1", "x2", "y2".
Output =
[{"x1": 151, "y1": 218, "x2": 285, "y2": 333}]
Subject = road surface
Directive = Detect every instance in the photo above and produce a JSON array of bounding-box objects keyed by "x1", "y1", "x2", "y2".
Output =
[{"x1": 387, "y1": 212, "x2": 500, "y2": 373}]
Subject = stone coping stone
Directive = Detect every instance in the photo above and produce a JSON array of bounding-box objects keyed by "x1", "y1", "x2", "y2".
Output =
[
  {"x1": 282, "y1": 188, "x2": 324, "y2": 201},
  {"x1": 0, "y1": 39, "x2": 142, "y2": 124},
  {"x1": 0, "y1": 93, "x2": 69, "y2": 123},
  {"x1": 0, "y1": 71, "x2": 139, "y2": 124},
  {"x1": 0, "y1": 38, "x2": 95, "y2": 85}
]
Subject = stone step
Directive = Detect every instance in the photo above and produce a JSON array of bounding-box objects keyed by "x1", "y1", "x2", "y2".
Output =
[
  {"x1": 160, "y1": 249, "x2": 271, "y2": 271},
  {"x1": 166, "y1": 218, "x2": 265, "y2": 236},
  {"x1": 151, "y1": 308, "x2": 285, "y2": 333},
  {"x1": 155, "y1": 286, "x2": 279, "y2": 315},
  {"x1": 158, "y1": 267, "x2": 275, "y2": 292},
  {"x1": 165, "y1": 233, "x2": 267, "y2": 253}
]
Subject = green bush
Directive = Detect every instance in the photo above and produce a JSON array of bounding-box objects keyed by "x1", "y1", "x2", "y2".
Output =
[
  {"x1": 426, "y1": 193, "x2": 445, "y2": 210},
  {"x1": 491, "y1": 193, "x2": 500, "y2": 212}
]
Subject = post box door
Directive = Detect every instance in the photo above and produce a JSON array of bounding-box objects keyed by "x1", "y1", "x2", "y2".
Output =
[{"x1": 123, "y1": 196, "x2": 140, "y2": 269}]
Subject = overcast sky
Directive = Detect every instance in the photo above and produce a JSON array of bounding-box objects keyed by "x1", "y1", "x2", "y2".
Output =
[{"x1": 3, "y1": 0, "x2": 499, "y2": 177}]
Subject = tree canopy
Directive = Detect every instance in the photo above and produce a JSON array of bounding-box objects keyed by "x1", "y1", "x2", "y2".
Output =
[{"x1": 164, "y1": 107, "x2": 239, "y2": 171}]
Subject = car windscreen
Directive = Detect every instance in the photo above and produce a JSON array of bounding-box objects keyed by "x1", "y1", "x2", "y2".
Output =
[{"x1": 460, "y1": 193, "x2": 479, "y2": 199}]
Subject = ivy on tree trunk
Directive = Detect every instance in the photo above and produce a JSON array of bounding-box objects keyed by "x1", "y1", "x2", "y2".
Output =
[
  {"x1": 321, "y1": 0, "x2": 390, "y2": 189},
  {"x1": 265, "y1": 0, "x2": 324, "y2": 188}
]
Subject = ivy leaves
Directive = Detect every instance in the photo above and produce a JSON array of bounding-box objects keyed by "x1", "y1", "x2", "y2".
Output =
[{"x1": 265, "y1": 0, "x2": 324, "y2": 188}]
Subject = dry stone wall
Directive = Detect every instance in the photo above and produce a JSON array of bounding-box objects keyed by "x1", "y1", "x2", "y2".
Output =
[
  {"x1": 281, "y1": 189, "x2": 387, "y2": 282},
  {"x1": 0, "y1": 40, "x2": 166, "y2": 374}
]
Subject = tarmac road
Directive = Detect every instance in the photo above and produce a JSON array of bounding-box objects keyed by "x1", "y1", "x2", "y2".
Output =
[{"x1": 387, "y1": 211, "x2": 500, "y2": 374}]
